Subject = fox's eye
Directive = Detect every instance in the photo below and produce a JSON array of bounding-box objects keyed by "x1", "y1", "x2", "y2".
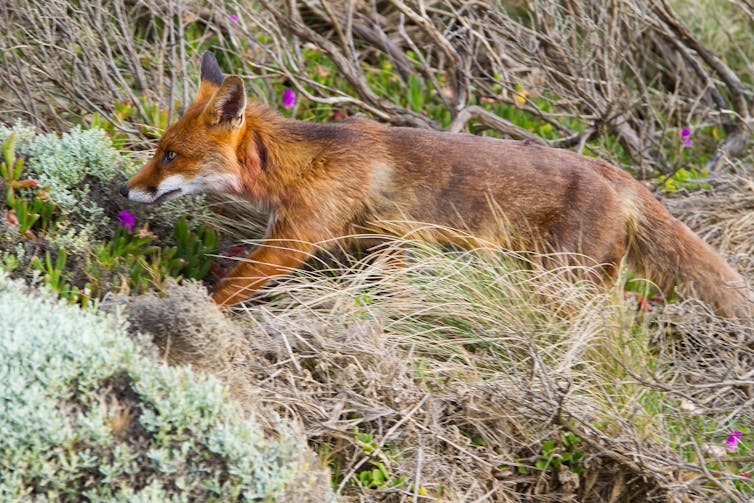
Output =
[{"x1": 163, "y1": 150, "x2": 177, "y2": 162}]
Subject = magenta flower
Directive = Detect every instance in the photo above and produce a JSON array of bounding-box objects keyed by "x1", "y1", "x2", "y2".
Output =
[
  {"x1": 681, "y1": 128, "x2": 692, "y2": 148},
  {"x1": 118, "y1": 211, "x2": 135, "y2": 233},
  {"x1": 726, "y1": 430, "x2": 744, "y2": 452},
  {"x1": 282, "y1": 88, "x2": 296, "y2": 109},
  {"x1": 229, "y1": 14, "x2": 239, "y2": 22}
]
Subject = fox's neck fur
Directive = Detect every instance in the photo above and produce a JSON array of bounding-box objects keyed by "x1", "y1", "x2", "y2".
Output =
[{"x1": 236, "y1": 103, "x2": 355, "y2": 209}]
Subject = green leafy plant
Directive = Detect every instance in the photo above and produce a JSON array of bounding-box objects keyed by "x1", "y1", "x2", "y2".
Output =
[
  {"x1": 170, "y1": 216, "x2": 218, "y2": 280},
  {"x1": 85, "y1": 215, "x2": 218, "y2": 298},
  {"x1": 0, "y1": 249, "x2": 20, "y2": 272},
  {"x1": 2, "y1": 133, "x2": 57, "y2": 237},
  {"x1": 659, "y1": 166, "x2": 711, "y2": 192},
  {"x1": 31, "y1": 250, "x2": 90, "y2": 306},
  {"x1": 535, "y1": 431, "x2": 586, "y2": 475},
  {"x1": 88, "y1": 96, "x2": 175, "y2": 144},
  {"x1": 137, "y1": 95, "x2": 175, "y2": 139},
  {"x1": 353, "y1": 427, "x2": 408, "y2": 490},
  {"x1": 406, "y1": 74, "x2": 427, "y2": 113},
  {"x1": 88, "y1": 102, "x2": 133, "y2": 150},
  {"x1": 6, "y1": 196, "x2": 56, "y2": 237},
  {"x1": 1, "y1": 133, "x2": 24, "y2": 185},
  {"x1": 88, "y1": 222, "x2": 161, "y2": 295}
]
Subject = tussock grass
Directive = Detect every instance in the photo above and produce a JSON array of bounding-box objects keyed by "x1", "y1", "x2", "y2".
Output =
[{"x1": 118, "y1": 228, "x2": 753, "y2": 501}]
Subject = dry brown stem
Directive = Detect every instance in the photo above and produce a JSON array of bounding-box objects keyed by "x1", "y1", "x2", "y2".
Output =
[{"x1": 3, "y1": 0, "x2": 754, "y2": 177}]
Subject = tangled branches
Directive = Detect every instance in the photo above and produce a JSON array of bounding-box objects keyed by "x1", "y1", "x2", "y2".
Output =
[
  {"x1": 2, "y1": 0, "x2": 753, "y2": 177},
  {"x1": 255, "y1": 0, "x2": 754, "y2": 176}
]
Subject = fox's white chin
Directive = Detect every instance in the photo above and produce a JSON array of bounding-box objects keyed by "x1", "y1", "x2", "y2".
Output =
[
  {"x1": 155, "y1": 188, "x2": 183, "y2": 203},
  {"x1": 127, "y1": 174, "x2": 188, "y2": 204},
  {"x1": 126, "y1": 172, "x2": 239, "y2": 204},
  {"x1": 127, "y1": 187, "x2": 184, "y2": 204}
]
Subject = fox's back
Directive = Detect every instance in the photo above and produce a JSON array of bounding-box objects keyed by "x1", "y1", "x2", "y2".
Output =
[{"x1": 367, "y1": 127, "x2": 633, "y2": 259}]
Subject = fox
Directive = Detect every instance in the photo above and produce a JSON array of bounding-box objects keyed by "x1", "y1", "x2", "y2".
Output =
[{"x1": 121, "y1": 51, "x2": 751, "y2": 318}]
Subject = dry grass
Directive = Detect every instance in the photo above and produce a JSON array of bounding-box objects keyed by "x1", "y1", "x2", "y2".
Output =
[
  {"x1": 116, "y1": 229, "x2": 753, "y2": 501},
  {"x1": 4, "y1": 0, "x2": 754, "y2": 173}
]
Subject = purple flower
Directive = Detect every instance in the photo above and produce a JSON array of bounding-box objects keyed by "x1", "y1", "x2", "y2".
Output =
[
  {"x1": 282, "y1": 88, "x2": 296, "y2": 109},
  {"x1": 726, "y1": 430, "x2": 744, "y2": 452},
  {"x1": 118, "y1": 211, "x2": 135, "y2": 233},
  {"x1": 681, "y1": 128, "x2": 692, "y2": 148},
  {"x1": 229, "y1": 14, "x2": 239, "y2": 22}
]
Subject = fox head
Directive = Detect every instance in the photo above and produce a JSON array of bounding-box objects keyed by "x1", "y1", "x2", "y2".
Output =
[{"x1": 120, "y1": 52, "x2": 252, "y2": 204}]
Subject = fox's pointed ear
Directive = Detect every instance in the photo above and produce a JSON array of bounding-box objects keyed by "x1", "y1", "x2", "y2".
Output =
[
  {"x1": 195, "y1": 51, "x2": 225, "y2": 105},
  {"x1": 202, "y1": 76, "x2": 247, "y2": 128}
]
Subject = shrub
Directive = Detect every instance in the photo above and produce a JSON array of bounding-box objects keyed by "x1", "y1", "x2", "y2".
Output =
[
  {"x1": 0, "y1": 272, "x2": 331, "y2": 501},
  {"x1": 0, "y1": 123, "x2": 126, "y2": 253},
  {"x1": 24, "y1": 125, "x2": 121, "y2": 223},
  {"x1": 0, "y1": 122, "x2": 37, "y2": 152}
]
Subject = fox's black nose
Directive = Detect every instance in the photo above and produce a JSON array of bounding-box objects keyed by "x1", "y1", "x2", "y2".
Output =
[{"x1": 119, "y1": 184, "x2": 129, "y2": 197}]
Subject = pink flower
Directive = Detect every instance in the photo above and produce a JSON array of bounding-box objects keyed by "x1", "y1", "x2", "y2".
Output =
[
  {"x1": 229, "y1": 14, "x2": 239, "y2": 22},
  {"x1": 282, "y1": 88, "x2": 296, "y2": 109},
  {"x1": 725, "y1": 430, "x2": 744, "y2": 452},
  {"x1": 681, "y1": 128, "x2": 692, "y2": 148},
  {"x1": 117, "y1": 211, "x2": 135, "y2": 233}
]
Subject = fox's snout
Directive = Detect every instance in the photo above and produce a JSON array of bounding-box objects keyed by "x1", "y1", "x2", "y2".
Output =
[{"x1": 119, "y1": 184, "x2": 129, "y2": 198}]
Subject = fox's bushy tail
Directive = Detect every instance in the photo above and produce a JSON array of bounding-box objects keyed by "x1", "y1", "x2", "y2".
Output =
[{"x1": 628, "y1": 191, "x2": 751, "y2": 319}]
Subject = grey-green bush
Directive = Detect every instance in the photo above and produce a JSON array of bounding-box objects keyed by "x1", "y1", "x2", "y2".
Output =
[
  {"x1": 1, "y1": 123, "x2": 125, "y2": 253},
  {"x1": 0, "y1": 122, "x2": 37, "y2": 151},
  {"x1": 0, "y1": 273, "x2": 331, "y2": 501},
  {"x1": 24, "y1": 125, "x2": 120, "y2": 224}
]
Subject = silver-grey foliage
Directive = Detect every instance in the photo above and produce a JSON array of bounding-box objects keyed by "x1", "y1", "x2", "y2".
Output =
[{"x1": 0, "y1": 272, "x2": 329, "y2": 501}]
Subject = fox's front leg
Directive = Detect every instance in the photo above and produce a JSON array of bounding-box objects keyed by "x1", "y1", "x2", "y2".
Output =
[{"x1": 212, "y1": 238, "x2": 315, "y2": 306}]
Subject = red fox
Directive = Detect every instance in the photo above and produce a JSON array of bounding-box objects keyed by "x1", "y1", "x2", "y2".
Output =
[{"x1": 121, "y1": 52, "x2": 750, "y2": 318}]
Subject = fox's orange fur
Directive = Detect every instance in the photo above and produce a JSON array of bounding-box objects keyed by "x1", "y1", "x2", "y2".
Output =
[{"x1": 123, "y1": 52, "x2": 751, "y2": 318}]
